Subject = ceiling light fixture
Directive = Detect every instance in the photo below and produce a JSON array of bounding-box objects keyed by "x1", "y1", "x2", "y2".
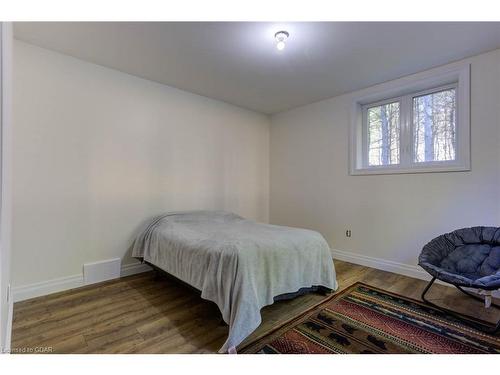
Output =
[{"x1": 274, "y1": 31, "x2": 289, "y2": 51}]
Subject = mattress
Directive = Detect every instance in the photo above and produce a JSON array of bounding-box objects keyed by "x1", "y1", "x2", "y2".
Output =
[{"x1": 131, "y1": 210, "x2": 337, "y2": 352}]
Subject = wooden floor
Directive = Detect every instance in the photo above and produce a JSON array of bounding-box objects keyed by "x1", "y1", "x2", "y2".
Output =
[{"x1": 11, "y1": 260, "x2": 500, "y2": 353}]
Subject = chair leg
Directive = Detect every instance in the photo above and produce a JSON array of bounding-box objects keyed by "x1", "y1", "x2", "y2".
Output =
[
  {"x1": 421, "y1": 277, "x2": 500, "y2": 334},
  {"x1": 455, "y1": 285, "x2": 500, "y2": 309},
  {"x1": 421, "y1": 277, "x2": 437, "y2": 304}
]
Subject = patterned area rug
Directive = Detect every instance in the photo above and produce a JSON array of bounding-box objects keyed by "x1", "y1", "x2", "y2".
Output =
[{"x1": 239, "y1": 282, "x2": 500, "y2": 354}]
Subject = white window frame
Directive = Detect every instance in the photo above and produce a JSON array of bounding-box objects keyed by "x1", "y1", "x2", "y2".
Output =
[{"x1": 349, "y1": 63, "x2": 470, "y2": 175}]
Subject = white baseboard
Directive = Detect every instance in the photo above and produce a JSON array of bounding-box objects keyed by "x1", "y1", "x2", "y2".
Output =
[
  {"x1": 12, "y1": 261, "x2": 152, "y2": 302},
  {"x1": 331, "y1": 248, "x2": 439, "y2": 283},
  {"x1": 12, "y1": 274, "x2": 84, "y2": 303}
]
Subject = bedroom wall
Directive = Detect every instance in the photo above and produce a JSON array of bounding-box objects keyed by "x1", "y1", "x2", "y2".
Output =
[
  {"x1": 1, "y1": 23, "x2": 13, "y2": 352},
  {"x1": 12, "y1": 41, "x2": 270, "y2": 289},
  {"x1": 270, "y1": 48, "x2": 500, "y2": 277}
]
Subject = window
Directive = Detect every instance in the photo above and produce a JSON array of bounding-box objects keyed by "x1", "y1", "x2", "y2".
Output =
[
  {"x1": 413, "y1": 87, "x2": 456, "y2": 163},
  {"x1": 350, "y1": 64, "x2": 470, "y2": 175},
  {"x1": 363, "y1": 86, "x2": 456, "y2": 167},
  {"x1": 365, "y1": 100, "x2": 400, "y2": 166}
]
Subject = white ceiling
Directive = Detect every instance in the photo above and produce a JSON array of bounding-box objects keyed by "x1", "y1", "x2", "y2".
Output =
[{"x1": 14, "y1": 22, "x2": 500, "y2": 114}]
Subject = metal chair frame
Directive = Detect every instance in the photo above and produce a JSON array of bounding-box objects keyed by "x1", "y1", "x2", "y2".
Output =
[{"x1": 421, "y1": 276, "x2": 500, "y2": 334}]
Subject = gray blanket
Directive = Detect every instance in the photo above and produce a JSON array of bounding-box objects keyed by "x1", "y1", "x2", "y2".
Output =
[{"x1": 131, "y1": 211, "x2": 337, "y2": 352}]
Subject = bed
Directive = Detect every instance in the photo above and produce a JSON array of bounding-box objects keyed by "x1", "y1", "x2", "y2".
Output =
[{"x1": 131, "y1": 210, "x2": 337, "y2": 353}]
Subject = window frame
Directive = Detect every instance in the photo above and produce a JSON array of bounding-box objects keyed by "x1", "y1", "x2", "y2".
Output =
[{"x1": 349, "y1": 63, "x2": 470, "y2": 176}]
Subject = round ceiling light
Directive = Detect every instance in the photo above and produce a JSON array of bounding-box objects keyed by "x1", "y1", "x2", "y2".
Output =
[{"x1": 274, "y1": 31, "x2": 289, "y2": 51}]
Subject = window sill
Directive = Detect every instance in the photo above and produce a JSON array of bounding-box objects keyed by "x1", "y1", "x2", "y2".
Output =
[{"x1": 350, "y1": 163, "x2": 471, "y2": 176}]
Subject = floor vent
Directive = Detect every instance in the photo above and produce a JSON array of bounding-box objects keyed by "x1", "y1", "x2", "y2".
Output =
[{"x1": 83, "y1": 258, "x2": 121, "y2": 285}]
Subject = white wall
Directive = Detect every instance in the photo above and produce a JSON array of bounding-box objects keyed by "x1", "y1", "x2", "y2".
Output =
[
  {"x1": 271, "y1": 49, "x2": 500, "y2": 273},
  {"x1": 12, "y1": 41, "x2": 270, "y2": 288},
  {"x1": 1, "y1": 23, "x2": 13, "y2": 352}
]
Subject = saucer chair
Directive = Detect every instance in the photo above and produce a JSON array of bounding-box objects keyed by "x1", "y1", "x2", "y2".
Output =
[{"x1": 418, "y1": 226, "x2": 500, "y2": 333}]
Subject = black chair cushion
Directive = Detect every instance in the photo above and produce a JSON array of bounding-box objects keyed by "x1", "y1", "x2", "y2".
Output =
[{"x1": 418, "y1": 227, "x2": 500, "y2": 290}]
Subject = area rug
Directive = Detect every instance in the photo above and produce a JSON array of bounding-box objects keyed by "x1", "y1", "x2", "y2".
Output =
[{"x1": 239, "y1": 282, "x2": 500, "y2": 354}]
